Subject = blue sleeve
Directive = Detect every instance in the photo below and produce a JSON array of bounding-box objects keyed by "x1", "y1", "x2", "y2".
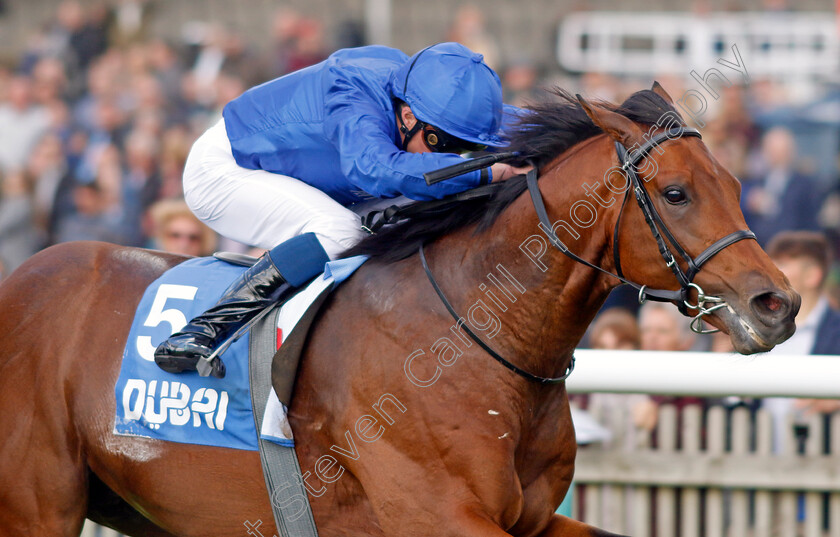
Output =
[{"x1": 322, "y1": 69, "x2": 486, "y2": 201}]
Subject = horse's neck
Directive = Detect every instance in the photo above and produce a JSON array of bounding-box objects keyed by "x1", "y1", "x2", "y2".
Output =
[{"x1": 431, "y1": 136, "x2": 618, "y2": 380}]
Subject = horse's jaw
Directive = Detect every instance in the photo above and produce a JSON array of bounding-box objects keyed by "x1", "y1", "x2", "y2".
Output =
[{"x1": 708, "y1": 302, "x2": 797, "y2": 354}]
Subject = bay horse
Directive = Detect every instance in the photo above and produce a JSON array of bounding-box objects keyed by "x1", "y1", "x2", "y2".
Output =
[{"x1": 0, "y1": 84, "x2": 798, "y2": 537}]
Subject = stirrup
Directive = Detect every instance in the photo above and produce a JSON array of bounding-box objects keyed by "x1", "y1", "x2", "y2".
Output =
[
  {"x1": 196, "y1": 355, "x2": 226, "y2": 378},
  {"x1": 194, "y1": 304, "x2": 277, "y2": 377}
]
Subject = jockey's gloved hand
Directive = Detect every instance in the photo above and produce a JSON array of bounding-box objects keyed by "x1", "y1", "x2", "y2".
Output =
[{"x1": 490, "y1": 162, "x2": 533, "y2": 182}]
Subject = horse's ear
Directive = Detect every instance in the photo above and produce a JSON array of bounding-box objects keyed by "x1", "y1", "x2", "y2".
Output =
[
  {"x1": 651, "y1": 81, "x2": 675, "y2": 105},
  {"x1": 576, "y1": 94, "x2": 645, "y2": 148}
]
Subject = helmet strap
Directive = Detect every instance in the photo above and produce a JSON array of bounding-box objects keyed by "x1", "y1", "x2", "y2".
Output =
[{"x1": 397, "y1": 105, "x2": 425, "y2": 151}]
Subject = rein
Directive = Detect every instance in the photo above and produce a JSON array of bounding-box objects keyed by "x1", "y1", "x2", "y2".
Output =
[
  {"x1": 366, "y1": 126, "x2": 756, "y2": 385},
  {"x1": 419, "y1": 244, "x2": 574, "y2": 385}
]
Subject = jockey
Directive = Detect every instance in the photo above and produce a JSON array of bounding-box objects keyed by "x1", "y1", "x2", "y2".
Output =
[{"x1": 154, "y1": 42, "x2": 528, "y2": 377}]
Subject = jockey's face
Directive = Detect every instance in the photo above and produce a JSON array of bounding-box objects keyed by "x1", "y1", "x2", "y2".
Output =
[
  {"x1": 398, "y1": 104, "x2": 487, "y2": 155},
  {"x1": 397, "y1": 105, "x2": 433, "y2": 154}
]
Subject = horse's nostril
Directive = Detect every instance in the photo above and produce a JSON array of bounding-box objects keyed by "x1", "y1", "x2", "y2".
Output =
[
  {"x1": 760, "y1": 293, "x2": 783, "y2": 313},
  {"x1": 750, "y1": 291, "x2": 789, "y2": 322}
]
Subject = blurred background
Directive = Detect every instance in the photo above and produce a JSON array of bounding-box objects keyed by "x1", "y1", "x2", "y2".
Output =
[
  {"x1": 0, "y1": 0, "x2": 837, "y2": 277},
  {"x1": 2, "y1": 1, "x2": 840, "y2": 536}
]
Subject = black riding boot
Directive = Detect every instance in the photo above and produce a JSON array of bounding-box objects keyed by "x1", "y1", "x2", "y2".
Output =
[{"x1": 154, "y1": 233, "x2": 330, "y2": 378}]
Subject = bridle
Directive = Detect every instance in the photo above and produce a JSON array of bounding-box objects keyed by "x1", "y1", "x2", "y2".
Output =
[
  {"x1": 529, "y1": 126, "x2": 755, "y2": 333},
  {"x1": 419, "y1": 125, "x2": 756, "y2": 384}
]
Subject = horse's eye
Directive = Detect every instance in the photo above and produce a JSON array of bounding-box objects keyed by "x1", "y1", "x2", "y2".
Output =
[{"x1": 663, "y1": 187, "x2": 687, "y2": 205}]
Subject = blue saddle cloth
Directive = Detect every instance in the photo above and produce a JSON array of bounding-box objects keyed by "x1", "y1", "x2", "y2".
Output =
[
  {"x1": 113, "y1": 255, "x2": 367, "y2": 451},
  {"x1": 114, "y1": 257, "x2": 260, "y2": 450}
]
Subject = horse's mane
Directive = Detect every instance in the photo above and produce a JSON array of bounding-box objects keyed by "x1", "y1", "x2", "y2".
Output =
[{"x1": 343, "y1": 88, "x2": 685, "y2": 263}]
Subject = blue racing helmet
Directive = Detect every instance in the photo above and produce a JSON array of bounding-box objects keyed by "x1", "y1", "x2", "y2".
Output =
[{"x1": 391, "y1": 42, "x2": 505, "y2": 148}]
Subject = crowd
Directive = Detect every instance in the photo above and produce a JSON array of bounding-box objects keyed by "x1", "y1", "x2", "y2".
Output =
[{"x1": 0, "y1": 0, "x2": 343, "y2": 276}]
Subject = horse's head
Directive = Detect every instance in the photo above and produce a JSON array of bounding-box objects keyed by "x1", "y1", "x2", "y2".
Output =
[{"x1": 578, "y1": 84, "x2": 799, "y2": 354}]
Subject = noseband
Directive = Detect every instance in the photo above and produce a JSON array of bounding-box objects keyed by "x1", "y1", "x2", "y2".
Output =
[{"x1": 527, "y1": 126, "x2": 755, "y2": 334}]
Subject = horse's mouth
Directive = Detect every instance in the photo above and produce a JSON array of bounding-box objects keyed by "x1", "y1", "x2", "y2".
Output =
[{"x1": 708, "y1": 303, "x2": 796, "y2": 354}]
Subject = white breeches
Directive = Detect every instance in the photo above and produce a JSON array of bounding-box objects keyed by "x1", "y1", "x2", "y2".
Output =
[{"x1": 182, "y1": 119, "x2": 367, "y2": 259}]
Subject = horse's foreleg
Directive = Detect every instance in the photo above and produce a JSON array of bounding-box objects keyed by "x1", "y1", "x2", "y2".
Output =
[{"x1": 535, "y1": 514, "x2": 629, "y2": 537}]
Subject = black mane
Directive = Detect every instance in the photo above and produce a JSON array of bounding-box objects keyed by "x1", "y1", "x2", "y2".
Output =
[{"x1": 343, "y1": 88, "x2": 684, "y2": 263}]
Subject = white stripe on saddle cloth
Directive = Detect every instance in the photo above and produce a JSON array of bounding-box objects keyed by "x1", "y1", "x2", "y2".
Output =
[{"x1": 260, "y1": 256, "x2": 367, "y2": 446}]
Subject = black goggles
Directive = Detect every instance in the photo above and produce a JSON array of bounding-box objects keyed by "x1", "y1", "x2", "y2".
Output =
[{"x1": 421, "y1": 123, "x2": 488, "y2": 155}]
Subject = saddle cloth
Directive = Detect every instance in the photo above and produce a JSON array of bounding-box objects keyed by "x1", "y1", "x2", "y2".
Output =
[{"x1": 113, "y1": 255, "x2": 366, "y2": 450}]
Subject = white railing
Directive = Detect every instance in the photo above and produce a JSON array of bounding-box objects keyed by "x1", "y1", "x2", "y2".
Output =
[
  {"x1": 568, "y1": 350, "x2": 840, "y2": 537},
  {"x1": 567, "y1": 350, "x2": 840, "y2": 399},
  {"x1": 557, "y1": 12, "x2": 839, "y2": 78},
  {"x1": 80, "y1": 522, "x2": 123, "y2": 537}
]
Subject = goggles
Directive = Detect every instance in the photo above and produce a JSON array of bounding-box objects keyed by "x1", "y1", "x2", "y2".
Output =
[
  {"x1": 421, "y1": 123, "x2": 488, "y2": 155},
  {"x1": 400, "y1": 113, "x2": 487, "y2": 155}
]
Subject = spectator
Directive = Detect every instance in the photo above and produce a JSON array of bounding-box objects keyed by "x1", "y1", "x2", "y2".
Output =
[
  {"x1": 109, "y1": 0, "x2": 154, "y2": 48},
  {"x1": 0, "y1": 170, "x2": 41, "y2": 272},
  {"x1": 634, "y1": 302, "x2": 702, "y2": 433},
  {"x1": 741, "y1": 127, "x2": 823, "y2": 246},
  {"x1": 33, "y1": 1, "x2": 107, "y2": 98},
  {"x1": 502, "y1": 61, "x2": 540, "y2": 108},
  {"x1": 583, "y1": 308, "x2": 651, "y2": 438},
  {"x1": 54, "y1": 180, "x2": 125, "y2": 244},
  {"x1": 447, "y1": 4, "x2": 500, "y2": 70},
  {"x1": 73, "y1": 54, "x2": 122, "y2": 132},
  {"x1": 268, "y1": 7, "x2": 304, "y2": 77},
  {"x1": 53, "y1": 1, "x2": 107, "y2": 71},
  {"x1": 157, "y1": 125, "x2": 192, "y2": 199},
  {"x1": 54, "y1": 143, "x2": 133, "y2": 245},
  {"x1": 283, "y1": 19, "x2": 327, "y2": 74},
  {"x1": 578, "y1": 307, "x2": 646, "y2": 527},
  {"x1": 31, "y1": 57, "x2": 68, "y2": 105},
  {"x1": 26, "y1": 134, "x2": 71, "y2": 241},
  {"x1": 147, "y1": 39, "x2": 186, "y2": 115},
  {"x1": 113, "y1": 129, "x2": 160, "y2": 244},
  {"x1": 762, "y1": 231, "x2": 840, "y2": 451},
  {"x1": 74, "y1": 98, "x2": 128, "y2": 184},
  {"x1": 0, "y1": 75, "x2": 50, "y2": 173},
  {"x1": 570, "y1": 311, "x2": 632, "y2": 435},
  {"x1": 148, "y1": 198, "x2": 216, "y2": 257},
  {"x1": 68, "y1": 2, "x2": 109, "y2": 72},
  {"x1": 588, "y1": 307, "x2": 640, "y2": 350},
  {"x1": 767, "y1": 231, "x2": 840, "y2": 355},
  {"x1": 639, "y1": 301, "x2": 696, "y2": 352},
  {"x1": 187, "y1": 24, "x2": 232, "y2": 107}
]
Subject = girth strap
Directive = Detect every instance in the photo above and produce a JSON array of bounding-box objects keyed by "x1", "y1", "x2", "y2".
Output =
[{"x1": 249, "y1": 307, "x2": 319, "y2": 537}]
